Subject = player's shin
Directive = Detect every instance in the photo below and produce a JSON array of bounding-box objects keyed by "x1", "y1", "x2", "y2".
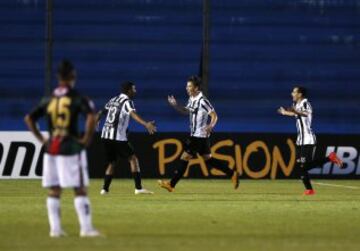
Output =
[
  {"x1": 206, "y1": 158, "x2": 234, "y2": 176},
  {"x1": 170, "y1": 159, "x2": 189, "y2": 188},
  {"x1": 74, "y1": 196, "x2": 94, "y2": 232},
  {"x1": 47, "y1": 196, "x2": 62, "y2": 233},
  {"x1": 300, "y1": 169, "x2": 313, "y2": 190},
  {"x1": 132, "y1": 171, "x2": 142, "y2": 189},
  {"x1": 103, "y1": 174, "x2": 113, "y2": 192}
]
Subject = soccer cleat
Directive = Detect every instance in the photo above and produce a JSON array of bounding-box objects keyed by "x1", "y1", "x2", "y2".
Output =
[
  {"x1": 328, "y1": 152, "x2": 343, "y2": 168},
  {"x1": 304, "y1": 189, "x2": 316, "y2": 196},
  {"x1": 100, "y1": 189, "x2": 108, "y2": 195},
  {"x1": 135, "y1": 188, "x2": 154, "y2": 195},
  {"x1": 50, "y1": 230, "x2": 67, "y2": 238},
  {"x1": 80, "y1": 229, "x2": 101, "y2": 237},
  {"x1": 231, "y1": 170, "x2": 240, "y2": 190},
  {"x1": 158, "y1": 180, "x2": 174, "y2": 192}
]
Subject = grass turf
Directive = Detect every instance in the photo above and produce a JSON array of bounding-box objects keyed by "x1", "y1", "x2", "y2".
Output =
[{"x1": 0, "y1": 179, "x2": 360, "y2": 251}]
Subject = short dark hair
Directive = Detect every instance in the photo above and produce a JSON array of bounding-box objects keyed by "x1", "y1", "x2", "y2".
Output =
[
  {"x1": 121, "y1": 81, "x2": 135, "y2": 94},
  {"x1": 57, "y1": 59, "x2": 76, "y2": 81},
  {"x1": 188, "y1": 75, "x2": 202, "y2": 89},
  {"x1": 295, "y1": 86, "x2": 308, "y2": 98}
]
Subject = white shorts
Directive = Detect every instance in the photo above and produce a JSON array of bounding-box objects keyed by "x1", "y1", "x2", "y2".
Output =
[{"x1": 42, "y1": 150, "x2": 89, "y2": 188}]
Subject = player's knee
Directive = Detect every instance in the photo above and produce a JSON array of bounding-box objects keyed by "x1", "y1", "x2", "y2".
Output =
[
  {"x1": 128, "y1": 154, "x2": 137, "y2": 162},
  {"x1": 74, "y1": 187, "x2": 87, "y2": 196},
  {"x1": 202, "y1": 154, "x2": 212, "y2": 161},
  {"x1": 129, "y1": 155, "x2": 140, "y2": 172},
  {"x1": 106, "y1": 163, "x2": 115, "y2": 174},
  {"x1": 181, "y1": 152, "x2": 192, "y2": 161},
  {"x1": 131, "y1": 167, "x2": 140, "y2": 173},
  {"x1": 48, "y1": 186, "x2": 61, "y2": 198}
]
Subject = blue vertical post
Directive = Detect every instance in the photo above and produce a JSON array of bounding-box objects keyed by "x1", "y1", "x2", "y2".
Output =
[
  {"x1": 202, "y1": 0, "x2": 210, "y2": 96},
  {"x1": 45, "y1": 0, "x2": 53, "y2": 96}
]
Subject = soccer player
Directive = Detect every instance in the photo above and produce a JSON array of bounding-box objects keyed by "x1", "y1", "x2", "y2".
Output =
[
  {"x1": 24, "y1": 60, "x2": 100, "y2": 237},
  {"x1": 98, "y1": 81, "x2": 156, "y2": 195},
  {"x1": 158, "y1": 76, "x2": 239, "y2": 192},
  {"x1": 278, "y1": 86, "x2": 343, "y2": 195}
]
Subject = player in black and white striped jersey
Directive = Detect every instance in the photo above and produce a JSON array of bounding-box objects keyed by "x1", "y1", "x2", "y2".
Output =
[
  {"x1": 278, "y1": 86, "x2": 343, "y2": 195},
  {"x1": 186, "y1": 90, "x2": 215, "y2": 138},
  {"x1": 100, "y1": 94, "x2": 136, "y2": 141},
  {"x1": 158, "y1": 76, "x2": 239, "y2": 192},
  {"x1": 294, "y1": 97, "x2": 316, "y2": 146},
  {"x1": 98, "y1": 81, "x2": 156, "y2": 195}
]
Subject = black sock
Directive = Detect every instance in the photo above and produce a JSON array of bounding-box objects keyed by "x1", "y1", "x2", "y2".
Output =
[
  {"x1": 103, "y1": 174, "x2": 113, "y2": 191},
  {"x1": 206, "y1": 158, "x2": 234, "y2": 177},
  {"x1": 304, "y1": 157, "x2": 330, "y2": 171},
  {"x1": 132, "y1": 172, "x2": 142, "y2": 190},
  {"x1": 300, "y1": 169, "x2": 313, "y2": 190},
  {"x1": 170, "y1": 160, "x2": 188, "y2": 188}
]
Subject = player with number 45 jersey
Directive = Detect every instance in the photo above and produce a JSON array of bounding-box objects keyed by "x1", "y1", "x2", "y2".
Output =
[{"x1": 24, "y1": 59, "x2": 100, "y2": 237}]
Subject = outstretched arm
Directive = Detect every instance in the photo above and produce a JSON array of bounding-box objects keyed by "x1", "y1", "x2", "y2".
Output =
[
  {"x1": 130, "y1": 111, "x2": 157, "y2": 134},
  {"x1": 168, "y1": 95, "x2": 189, "y2": 115},
  {"x1": 278, "y1": 107, "x2": 296, "y2": 117},
  {"x1": 278, "y1": 107, "x2": 309, "y2": 117}
]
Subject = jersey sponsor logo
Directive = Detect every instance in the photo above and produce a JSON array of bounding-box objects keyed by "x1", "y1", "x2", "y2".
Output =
[{"x1": 0, "y1": 132, "x2": 45, "y2": 179}]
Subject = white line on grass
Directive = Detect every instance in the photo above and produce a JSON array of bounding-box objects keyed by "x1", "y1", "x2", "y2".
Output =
[{"x1": 313, "y1": 182, "x2": 360, "y2": 190}]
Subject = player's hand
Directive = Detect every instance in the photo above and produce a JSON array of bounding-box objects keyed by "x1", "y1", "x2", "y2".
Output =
[
  {"x1": 205, "y1": 125, "x2": 214, "y2": 136},
  {"x1": 40, "y1": 137, "x2": 49, "y2": 145},
  {"x1": 145, "y1": 121, "x2": 157, "y2": 135},
  {"x1": 167, "y1": 95, "x2": 177, "y2": 107},
  {"x1": 277, "y1": 107, "x2": 286, "y2": 115},
  {"x1": 77, "y1": 136, "x2": 91, "y2": 147}
]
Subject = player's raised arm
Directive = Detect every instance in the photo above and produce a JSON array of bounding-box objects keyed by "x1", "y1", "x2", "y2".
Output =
[
  {"x1": 167, "y1": 95, "x2": 189, "y2": 115},
  {"x1": 277, "y1": 106, "x2": 296, "y2": 117},
  {"x1": 130, "y1": 111, "x2": 157, "y2": 135},
  {"x1": 278, "y1": 106, "x2": 309, "y2": 117}
]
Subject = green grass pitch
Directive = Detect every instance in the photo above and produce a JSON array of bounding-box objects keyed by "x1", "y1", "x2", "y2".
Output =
[{"x1": 1, "y1": 179, "x2": 360, "y2": 251}]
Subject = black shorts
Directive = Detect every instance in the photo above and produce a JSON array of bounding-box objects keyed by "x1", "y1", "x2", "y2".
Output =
[
  {"x1": 184, "y1": 137, "x2": 211, "y2": 156},
  {"x1": 296, "y1": 145, "x2": 316, "y2": 164},
  {"x1": 102, "y1": 139, "x2": 135, "y2": 163}
]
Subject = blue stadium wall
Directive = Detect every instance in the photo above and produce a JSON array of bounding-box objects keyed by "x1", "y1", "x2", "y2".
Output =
[{"x1": 0, "y1": 0, "x2": 359, "y2": 134}]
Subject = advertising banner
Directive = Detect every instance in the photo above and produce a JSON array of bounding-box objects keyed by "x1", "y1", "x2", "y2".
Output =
[{"x1": 1, "y1": 132, "x2": 360, "y2": 179}]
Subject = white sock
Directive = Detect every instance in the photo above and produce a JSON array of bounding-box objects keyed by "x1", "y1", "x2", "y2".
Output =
[
  {"x1": 47, "y1": 197, "x2": 61, "y2": 233},
  {"x1": 74, "y1": 196, "x2": 93, "y2": 232}
]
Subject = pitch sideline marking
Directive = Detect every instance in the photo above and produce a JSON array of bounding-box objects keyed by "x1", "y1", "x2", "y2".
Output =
[{"x1": 313, "y1": 182, "x2": 360, "y2": 190}]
